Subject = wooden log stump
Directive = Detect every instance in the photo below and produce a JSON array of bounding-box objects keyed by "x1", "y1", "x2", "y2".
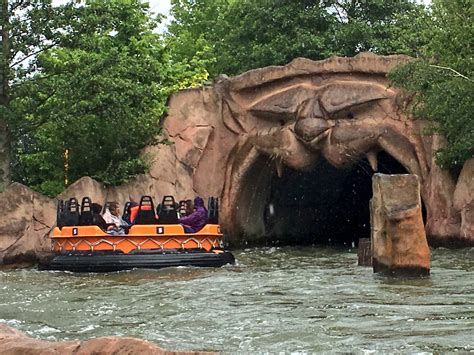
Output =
[{"x1": 357, "y1": 238, "x2": 372, "y2": 266}]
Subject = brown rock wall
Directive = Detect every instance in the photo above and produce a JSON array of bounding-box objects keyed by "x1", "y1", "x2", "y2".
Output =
[
  {"x1": 0, "y1": 183, "x2": 55, "y2": 264},
  {"x1": 454, "y1": 158, "x2": 474, "y2": 242}
]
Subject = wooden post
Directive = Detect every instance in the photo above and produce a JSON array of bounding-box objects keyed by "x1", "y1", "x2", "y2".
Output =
[{"x1": 357, "y1": 238, "x2": 372, "y2": 266}]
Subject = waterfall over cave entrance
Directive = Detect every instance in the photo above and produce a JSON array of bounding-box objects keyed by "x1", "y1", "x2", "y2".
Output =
[{"x1": 258, "y1": 152, "x2": 410, "y2": 246}]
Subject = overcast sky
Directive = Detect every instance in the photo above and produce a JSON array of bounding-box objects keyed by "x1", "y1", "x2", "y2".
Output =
[
  {"x1": 150, "y1": 0, "x2": 172, "y2": 32},
  {"x1": 149, "y1": 0, "x2": 171, "y2": 16}
]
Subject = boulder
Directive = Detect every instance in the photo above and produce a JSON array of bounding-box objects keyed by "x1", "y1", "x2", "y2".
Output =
[
  {"x1": 57, "y1": 176, "x2": 107, "y2": 206},
  {"x1": 0, "y1": 324, "x2": 215, "y2": 354},
  {"x1": 0, "y1": 183, "x2": 55, "y2": 265},
  {"x1": 371, "y1": 174, "x2": 430, "y2": 276}
]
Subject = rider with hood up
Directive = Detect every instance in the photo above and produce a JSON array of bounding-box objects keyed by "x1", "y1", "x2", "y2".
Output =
[{"x1": 178, "y1": 196, "x2": 208, "y2": 233}]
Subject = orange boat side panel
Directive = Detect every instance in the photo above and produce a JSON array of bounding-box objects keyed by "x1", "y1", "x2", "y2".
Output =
[
  {"x1": 53, "y1": 224, "x2": 221, "y2": 237},
  {"x1": 51, "y1": 224, "x2": 223, "y2": 254}
]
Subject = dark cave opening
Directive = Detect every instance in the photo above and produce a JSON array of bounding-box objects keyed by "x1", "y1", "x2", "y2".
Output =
[{"x1": 262, "y1": 151, "x2": 419, "y2": 246}]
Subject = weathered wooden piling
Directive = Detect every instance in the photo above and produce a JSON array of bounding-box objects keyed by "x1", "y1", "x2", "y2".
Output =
[
  {"x1": 371, "y1": 174, "x2": 430, "y2": 276},
  {"x1": 357, "y1": 238, "x2": 372, "y2": 266}
]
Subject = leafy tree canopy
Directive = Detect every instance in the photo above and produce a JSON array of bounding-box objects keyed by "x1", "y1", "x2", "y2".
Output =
[
  {"x1": 2, "y1": 0, "x2": 471, "y2": 196},
  {"x1": 389, "y1": 0, "x2": 473, "y2": 168},
  {"x1": 167, "y1": 0, "x2": 428, "y2": 77},
  {"x1": 167, "y1": 0, "x2": 471, "y2": 168},
  {"x1": 3, "y1": 0, "x2": 209, "y2": 196}
]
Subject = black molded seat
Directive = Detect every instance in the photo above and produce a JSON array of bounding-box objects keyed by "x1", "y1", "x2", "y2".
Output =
[
  {"x1": 208, "y1": 197, "x2": 219, "y2": 224},
  {"x1": 122, "y1": 201, "x2": 132, "y2": 224},
  {"x1": 178, "y1": 200, "x2": 187, "y2": 217},
  {"x1": 57, "y1": 200, "x2": 66, "y2": 229},
  {"x1": 63, "y1": 197, "x2": 80, "y2": 226},
  {"x1": 134, "y1": 196, "x2": 158, "y2": 225},
  {"x1": 158, "y1": 195, "x2": 179, "y2": 224},
  {"x1": 79, "y1": 197, "x2": 94, "y2": 225}
]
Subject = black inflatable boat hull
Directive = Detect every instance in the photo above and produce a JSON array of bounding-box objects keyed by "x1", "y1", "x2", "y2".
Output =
[{"x1": 40, "y1": 250, "x2": 235, "y2": 272}]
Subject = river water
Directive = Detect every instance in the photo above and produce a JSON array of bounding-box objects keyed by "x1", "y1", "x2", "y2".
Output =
[{"x1": 1, "y1": 247, "x2": 473, "y2": 353}]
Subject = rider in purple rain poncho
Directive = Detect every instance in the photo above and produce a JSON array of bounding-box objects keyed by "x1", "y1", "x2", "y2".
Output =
[{"x1": 178, "y1": 197, "x2": 208, "y2": 233}]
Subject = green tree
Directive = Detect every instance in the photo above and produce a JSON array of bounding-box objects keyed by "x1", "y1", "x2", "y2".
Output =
[
  {"x1": 167, "y1": 0, "x2": 428, "y2": 77},
  {"x1": 0, "y1": 0, "x2": 10, "y2": 191},
  {"x1": 389, "y1": 0, "x2": 473, "y2": 168},
  {"x1": 324, "y1": 0, "x2": 429, "y2": 57},
  {"x1": 3, "y1": 0, "x2": 209, "y2": 196},
  {"x1": 1, "y1": 0, "x2": 64, "y2": 191}
]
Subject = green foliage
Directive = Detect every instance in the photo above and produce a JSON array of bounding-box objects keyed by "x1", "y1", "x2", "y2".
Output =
[
  {"x1": 5, "y1": 0, "x2": 209, "y2": 196},
  {"x1": 4, "y1": 0, "x2": 471, "y2": 196},
  {"x1": 167, "y1": 0, "x2": 428, "y2": 77},
  {"x1": 389, "y1": 0, "x2": 473, "y2": 168}
]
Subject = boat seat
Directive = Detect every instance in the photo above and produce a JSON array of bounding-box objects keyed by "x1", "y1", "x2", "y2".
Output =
[
  {"x1": 79, "y1": 197, "x2": 94, "y2": 225},
  {"x1": 134, "y1": 196, "x2": 158, "y2": 225},
  {"x1": 158, "y1": 195, "x2": 179, "y2": 224},
  {"x1": 178, "y1": 200, "x2": 187, "y2": 216},
  {"x1": 122, "y1": 201, "x2": 133, "y2": 224},
  {"x1": 207, "y1": 197, "x2": 219, "y2": 224},
  {"x1": 63, "y1": 197, "x2": 80, "y2": 226},
  {"x1": 56, "y1": 199, "x2": 66, "y2": 229}
]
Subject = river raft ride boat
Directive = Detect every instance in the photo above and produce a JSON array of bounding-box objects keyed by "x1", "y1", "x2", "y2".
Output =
[{"x1": 41, "y1": 196, "x2": 235, "y2": 272}]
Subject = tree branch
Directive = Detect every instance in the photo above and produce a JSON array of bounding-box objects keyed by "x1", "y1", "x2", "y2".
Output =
[
  {"x1": 332, "y1": 4, "x2": 346, "y2": 23},
  {"x1": 430, "y1": 65, "x2": 473, "y2": 82},
  {"x1": 9, "y1": 42, "x2": 58, "y2": 68},
  {"x1": 10, "y1": 73, "x2": 58, "y2": 90},
  {"x1": 10, "y1": 0, "x2": 27, "y2": 12}
]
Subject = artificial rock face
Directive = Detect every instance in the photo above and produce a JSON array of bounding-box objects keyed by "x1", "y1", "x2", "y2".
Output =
[
  {"x1": 0, "y1": 324, "x2": 214, "y2": 354},
  {"x1": 162, "y1": 53, "x2": 472, "y2": 246},
  {"x1": 0, "y1": 183, "x2": 56, "y2": 264},
  {"x1": 371, "y1": 174, "x2": 430, "y2": 276}
]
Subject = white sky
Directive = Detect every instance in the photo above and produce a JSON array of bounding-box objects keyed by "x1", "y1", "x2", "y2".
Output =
[
  {"x1": 149, "y1": 0, "x2": 171, "y2": 17},
  {"x1": 149, "y1": 0, "x2": 172, "y2": 32}
]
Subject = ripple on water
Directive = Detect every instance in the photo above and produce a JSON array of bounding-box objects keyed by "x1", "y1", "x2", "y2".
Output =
[{"x1": 0, "y1": 246, "x2": 473, "y2": 352}]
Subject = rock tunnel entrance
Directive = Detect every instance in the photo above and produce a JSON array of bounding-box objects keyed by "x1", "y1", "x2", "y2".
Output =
[{"x1": 236, "y1": 151, "x2": 424, "y2": 246}]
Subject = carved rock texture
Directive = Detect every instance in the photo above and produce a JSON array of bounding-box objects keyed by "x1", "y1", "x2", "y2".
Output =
[
  {"x1": 0, "y1": 183, "x2": 56, "y2": 264},
  {"x1": 0, "y1": 53, "x2": 473, "y2": 264},
  {"x1": 0, "y1": 324, "x2": 214, "y2": 354},
  {"x1": 371, "y1": 174, "x2": 430, "y2": 276},
  {"x1": 453, "y1": 158, "x2": 474, "y2": 242}
]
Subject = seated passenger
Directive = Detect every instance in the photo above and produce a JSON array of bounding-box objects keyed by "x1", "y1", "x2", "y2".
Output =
[
  {"x1": 184, "y1": 199, "x2": 193, "y2": 216},
  {"x1": 103, "y1": 201, "x2": 129, "y2": 235},
  {"x1": 178, "y1": 197, "x2": 208, "y2": 233},
  {"x1": 92, "y1": 203, "x2": 108, "y2": 231}
]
